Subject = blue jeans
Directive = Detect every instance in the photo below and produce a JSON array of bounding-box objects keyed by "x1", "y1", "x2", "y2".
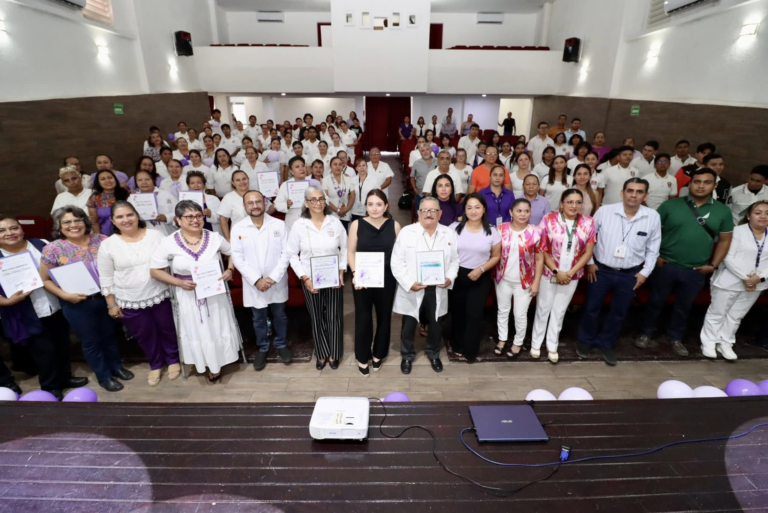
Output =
[
  {"x1": 60, "y1": 295, "x2": 122, "y2": 384},
  {"x1": 642, "y1": 262, "x2": 706, "y2": 341},
  {"x1": 252, "y1": 302, "x2": 288, "y2": 352},
  {"x1": 578, "y1": 262, "x2": 641, "y2": 349}
]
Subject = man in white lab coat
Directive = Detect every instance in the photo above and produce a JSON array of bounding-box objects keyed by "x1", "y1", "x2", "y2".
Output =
[
  {"x1": 391, "y1": 197, "x2": 459, "y2": 375},
  {"x1": 230, "y1": 190, "x2": 293, "y2": 370}
]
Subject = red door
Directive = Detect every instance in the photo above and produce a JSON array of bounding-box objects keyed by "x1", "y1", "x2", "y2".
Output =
[
  {"x1": 429, "y1": 24, "x2": 443, "y2": 50},
  {"x1": 364, "y1": 97, "x2": 411, "y2": 152}
]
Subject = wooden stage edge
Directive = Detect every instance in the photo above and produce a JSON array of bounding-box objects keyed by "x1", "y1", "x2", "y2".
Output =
[{"x1": 1, "y1": 398, "x2": 768, "y2": 512}]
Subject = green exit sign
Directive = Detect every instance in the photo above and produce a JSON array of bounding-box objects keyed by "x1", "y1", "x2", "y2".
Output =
[
  {"x1": 630, "y1": 105, "x2": 640, "y2": 116},
  {"x1": 113, "y1": 103, "x2": 124, "y2": 115}
]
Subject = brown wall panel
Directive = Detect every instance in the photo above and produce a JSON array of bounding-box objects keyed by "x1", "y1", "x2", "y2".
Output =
[
  {"x1": 532, "y1": 95, "x2": 768, "y2": 184},
  {"x1": 0, "y1": 92, "x2": 211, "y2": 217}
]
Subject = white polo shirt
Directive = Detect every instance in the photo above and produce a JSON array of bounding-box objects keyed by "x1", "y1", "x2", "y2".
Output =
[
  {"x1": 533, "y1": 162, "x2": 552, "y2": 179},
  {"x1": 602, "y1": 163, "x2": 640, "y2": 205},
  {"x1": 458, "y1": 136, "x2": 480, "y2": 164},
  {"x1": 670, "y1": 155, "x2": 696, "y2": 175},
  {"x1": 218, "y1": 190, "x2": 252, "y2": 227},
  {"x1": 367, "y1": 161, "x2": 395, "y2": 197},
  {"x1": 208, "y1": 165, "x2": 237, "y2": 197},
  {"x1": 729, "y1": 183, "x2": 768, "y2": 225},
  {"x1": 173, "y1": 131, "x2": 189, "y2": 143},
  {"x1": 589, "y1": 171, "x2": 605, "y2": 192},
  {"x1": 339, "y1": 130, "x2": 357, "y2": 157},
  {"x1": 527, "y1": 135, "x2": 555, "y2": 166},
  {"x1": 423, "y1": 168, "x2": 465, "y2": 196},
  {"x1": 51, "y1": 188, "x2": 92, "y2": 214},
  {"x1": 244, "y1": 125, "x2": 262, "y2": 141},
  {"x1": 239, "y1": 159, "x2": 269, "y2": 185},
  {"x1": 632, "y1": 156, "x2": 656, "y2": 177},
  {"x1": 220, "y1": 136, "x2": 242, "y2": 155},
  {"x1": 644, "y1": 172, "x2": 676, "y2": 210}
]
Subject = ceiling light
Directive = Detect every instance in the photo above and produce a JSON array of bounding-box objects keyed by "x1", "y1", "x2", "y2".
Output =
[
  {"x1": 740, "y1": 23, "x2": 759, "y2": 37},
  {"x1": 97, "y1": 44, "x2": 109, "y2": 56},
  {"x1": 482, "y1": 94, "x2": 487, "y2": 97},
  {"x1": 385, "y1": 93, "x2": 390, "y2": 96},
  {"x1": 647, "y1": 46, "x2": 660, "y2": 59},
  {"x1": 281, "y1": 93, "x2": 286, "y2": 96}
]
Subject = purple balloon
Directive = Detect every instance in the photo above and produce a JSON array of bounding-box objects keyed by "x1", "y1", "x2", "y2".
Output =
[
  {"x1": 383, "y1": 392, "x2": 410, "y2": 402},
  {"x1": 63, "y1": 387, "x2": 98, "y2": 403},
  {"x1": 758, "y1": 380, "x2": 768, "y2": 395},
  {"x1": 19, "y1": 390, "x2": 58, "y2": 402},
  {"x1": 203, "y1": 158, "x2": 214, "y2": 167},
  {"x1": 430, "y1": 143, "x2": 439, "y2": 154},
  {"x1": 267, "y1": 150, "x2": 281, "y2": 163},
  {"x1": 167, "y1": 133, "x2": 175, "y2": 141},
  {"x1": 725, "y1": 379, "x2": 762, "y2": 397},
  {"x1": 211, "y1": 121, "x2": 220, "y2": 128}
]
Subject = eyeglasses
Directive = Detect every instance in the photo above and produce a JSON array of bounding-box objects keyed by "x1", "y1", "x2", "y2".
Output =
[
  {"x1": 307, "y1": 198, "x2": 326, "y2": 205},
  {"x1": 419, "y1": 209, "x2": 440, "y2": 215},
  {"x1": 61, "y1": 219, "x2": 85, "y2": 226},
  {"x1": 181, "y1": 214, "x2": 204, "y2": 222}
]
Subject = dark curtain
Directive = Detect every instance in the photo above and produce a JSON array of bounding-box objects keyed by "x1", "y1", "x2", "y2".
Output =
[{"x1": 364, "y1": 97, "x2": 411, "y2": 152}]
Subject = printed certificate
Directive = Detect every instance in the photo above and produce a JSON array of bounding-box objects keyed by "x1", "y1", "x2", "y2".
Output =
[
  {"x1": 48, "y1": 261, "x2": 100, "y2": 295},
  {"x1": 257, "y1": 171, "x2": 281, "y2": 198},
  {"x1": 288, "y1": 180, "x2": 310, "y2": 205},
  {"x1": 417, "y1": 251, "x2": 445, "y2": 286},
  {"x1": 179, "y1": 190, "x2": 204, "y2": 210},
  {"x1": 0, "y1": 251, "x2": 43, "y2": 295},
  {"x1": 310, "y1": 254, "x2": 340, "y2": 289},
  {"x1": 128, "y1": 193, "x2": 158, "y2": 221},
  {"x1": 355, "y1": 252, "x2": 385, "y2": 288},
  {"x1": 190, "y1": 259, "x2": 226, "y2": 300}
]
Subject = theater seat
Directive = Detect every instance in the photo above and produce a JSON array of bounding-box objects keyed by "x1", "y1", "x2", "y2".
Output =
[{"x1": 236, "y1": 43, "x2": 250, "y2": 47}]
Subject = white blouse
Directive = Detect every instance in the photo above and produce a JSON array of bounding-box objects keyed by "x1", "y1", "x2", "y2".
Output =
[
  {"x1": 287, "y1": 216, "x2": 349, "y2": 279},
  {"x1": 218, "y1": 191, "x2": 248, "y2": 226},
  {"x1": 208, "y1": 165, "x2": 237, "y2": 197},
  {"x1": 97, "y1": 229, "x2": 170, "y2": 309},
  {"x1": 323, "y1": 173, "x2": 356, "y2": 222},
  {"x1": 350, "y1": 172, "x2": 384, "y2": 217},
  {"x1": 712, "y1": 224, "x2": 768, "y2": 292}
]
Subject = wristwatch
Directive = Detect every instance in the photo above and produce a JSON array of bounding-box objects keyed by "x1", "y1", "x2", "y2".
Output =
[{"x1": 761, "y1": 277, "x2": 766, "y2": 283}]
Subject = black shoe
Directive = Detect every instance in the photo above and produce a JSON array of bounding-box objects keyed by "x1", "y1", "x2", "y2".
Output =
[
  {"x1": 113, "y1": 368, "x2": 134, "y2": 381},
  {"x1": 3, "y1": 382, "x2": 22, "y2": 396},
  {"x1": 576, "y1": 343, "x2": 591, "y2": 359},
  {"x1": 277, "y1": 347, "x2": 293, "y2": 364},
  {"x1": 358, "y1": 366, "x2": 370, "y2": 377},
  {"x1": 65, "y1": 377, "x2": 89, "y2": 389},
  {"x1": 48, "y1": 389, "x2": 63, "y2": 401},
  {"x1": 329, "y1": 359, "x2": 340, "y2": 370},
  {"x1": 316, "y1": 358, "x2": 327, "y2": 370},
  {"x1": 430, "y1": 358, "x2": 443, "y2": 373},
  {"x1": 253, "y1": 351, "x2": 268, "y2": 371},
  {"x1": 99, "y1": 378, "x2": 124, "y2": 392},
  {"x1": 400, "y1": 359, "x2": 412, "y2": 375},
  {"x1": 601, "y1": 347, "x2": 617, "y2": 366},
  {"x1": 371, "y1": 359, "x2": 383, "y2": 371}
]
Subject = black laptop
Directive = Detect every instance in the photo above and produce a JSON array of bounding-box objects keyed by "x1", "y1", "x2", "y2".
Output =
[{"x1": 469, "y1": 405, "x2": 549, "y2": 442}]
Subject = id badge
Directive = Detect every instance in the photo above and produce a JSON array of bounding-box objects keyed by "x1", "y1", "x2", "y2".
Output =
[
  {"x1": 614, "y1": 245, "x2": 627, "y2": 259},
  {"x1": 496, "y1": 217, "x2": 503, "y2": 226}
]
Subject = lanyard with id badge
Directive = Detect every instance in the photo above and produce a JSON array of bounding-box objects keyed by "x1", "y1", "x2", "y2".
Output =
[
  {"x1": 551, "y1": 213, "x2": 579, "y2": 284},
  {"x1": 493, "y1": 189, "x2": 505, "y2": 227}
]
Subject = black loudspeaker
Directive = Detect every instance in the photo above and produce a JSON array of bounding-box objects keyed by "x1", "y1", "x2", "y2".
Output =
[
  {"x1": 563, "y1": 37, "x2": 581, "y2": 63},
  {"x1": 175, "y1": 31, "x2": 193, "y2": 57}
]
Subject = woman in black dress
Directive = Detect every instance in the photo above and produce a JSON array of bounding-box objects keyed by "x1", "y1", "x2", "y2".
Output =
[{"x1": 347, "y1": 189, "x2": 401, "y2": 377}]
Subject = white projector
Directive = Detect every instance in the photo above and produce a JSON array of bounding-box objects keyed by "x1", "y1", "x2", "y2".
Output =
[{"x1": 309, "y1": 396, "x2": 370, "y2": 441}]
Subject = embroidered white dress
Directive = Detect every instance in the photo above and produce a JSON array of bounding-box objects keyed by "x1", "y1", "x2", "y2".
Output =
[{"x1": 150, "y1": 229, "x2": 240, "y2": 374}]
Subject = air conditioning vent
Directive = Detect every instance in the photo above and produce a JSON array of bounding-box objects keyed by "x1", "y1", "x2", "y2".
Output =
[
  {"x1": 477, "y1": 13, "x2": 504, "y2": 24},
  {"x1": 49, "y1": 0, "x2": 87, "y2": 8},
  {"x1": 257, "y1": 11, "x2": 284, "y2": 23},
  {"x1": 664, "y1": 0, "x2": 715, "y2": 15}
]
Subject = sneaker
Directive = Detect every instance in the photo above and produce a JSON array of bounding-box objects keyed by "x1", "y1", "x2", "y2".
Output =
[
  {"x1": 701, "y1": 345, "x2": 716, "y2": 359},
  {"x1": 576, "y1": 343, "x2": 590, "y2": 359},
  {"x1": 277, "y1": 347, "x2": 293, "y2": 364},
  {"x1": 600, "y1": 347, "x2": 617, "y2": 366},
  {"x1": 668, "y1": 340, "x2": 689, "y2": 357},
  {"x1": 253, "y1": 351, "x2": 268, "y2": 371},
  {"x1": 547, "y1": 352, "x2": 559, "y2": 364},
  {"x1": 716, "y1": 343, "x2": 738, "y2": 361},
  {"x1": 635, "y1": 335, "x2": 658, "y2": 350}
]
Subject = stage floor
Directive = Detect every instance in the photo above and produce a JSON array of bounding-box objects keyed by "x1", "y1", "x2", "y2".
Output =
[{"x1": 0, "y1": 398, "x2": 767, "y2": 512}]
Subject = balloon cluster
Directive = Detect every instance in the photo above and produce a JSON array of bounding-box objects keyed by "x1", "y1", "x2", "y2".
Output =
[
  {"x1": 657, "y1": 379, "x2": 768, "y2": 399},
  {"x1": 0, "y1": 387, "x2": 98, "y2": 403},
  {"x1": 526, "y1": 388, "x2": 593, "y2": 401}
]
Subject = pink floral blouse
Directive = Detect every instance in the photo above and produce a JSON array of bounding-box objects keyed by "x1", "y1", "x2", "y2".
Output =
[
  {"x1": 495, "y1": 223, "x2": 542, "y2": 290},
  {"x1": 538, "y1": 212, "x2": 596, "y2": 280}
]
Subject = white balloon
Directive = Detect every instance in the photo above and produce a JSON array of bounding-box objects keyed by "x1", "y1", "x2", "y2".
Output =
[
  {"x1": 692, "y1": 385, "x2": 728, "y2": 398},
  {"x1": 0, "y1": 387, "x2": 18, "y2": 401},
  {"x1": 526, "y1": 389, "x2": 557, "y2": 401},
  {"x1": 558, "y1": 387, "x2": 594, "y2": 401},
  {"x1": 657, "y1": 380, "x2": 694, "y2": 399}
]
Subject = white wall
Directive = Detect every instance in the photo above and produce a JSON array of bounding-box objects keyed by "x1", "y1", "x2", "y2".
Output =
[
  {"x1": 226, "y1": 12, "x2": 330, "y2": 46},
  {"x1": 272, "y1": 97, "x2": 355, "y2": 124},
  {"x1": 499, "y1": 98, "x2": 533, "y2": 138},
  {"x1": 412, "y1": 96, "x2": 464, "y2": 126},
  {"x1": 331, "y1": 0, "x2": 431, "y2": 92},
  {"x1": 463, "y1": 97, "x2": 502, "y2": 133},
  {"x1": 133, "y1": 0, "x2": 212, "y2": 94},
  {"x1": 431, "y1": 13, "x2": 540, "y2": 49},
  {"x1": 242, "y1": 97, "x2": 265, "y2": 123},
  {"x1": 215, "y1": 3, "x2": 230, "y2": 44}
]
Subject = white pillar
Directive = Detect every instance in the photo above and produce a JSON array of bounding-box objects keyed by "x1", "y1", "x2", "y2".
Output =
[{"x1": 538, "y1": 1, "x2": 553, "y2": 47}]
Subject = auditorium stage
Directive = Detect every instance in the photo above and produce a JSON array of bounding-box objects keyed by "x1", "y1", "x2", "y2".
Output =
[{"x1": 0, "y1": 398, "x2": 767, "y2": 512}]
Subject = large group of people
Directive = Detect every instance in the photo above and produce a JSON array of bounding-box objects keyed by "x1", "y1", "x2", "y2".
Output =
[{"x1": 1, "y1": 107, "x2": 767, "y2": 399}]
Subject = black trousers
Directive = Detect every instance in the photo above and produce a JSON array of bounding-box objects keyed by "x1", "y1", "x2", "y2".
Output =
[
  {"x1": 450, "y1": 267, "x2": 492, "y2": 360},
  {"x1": 0, "y1": 311, "x2": 72, "y2": 392},
  {"x1": 353, "y1": 276, "x2": 396, "y2": 364},
  {"x1": 401, "y1": 286, "x2": 442, "y2": 361}
]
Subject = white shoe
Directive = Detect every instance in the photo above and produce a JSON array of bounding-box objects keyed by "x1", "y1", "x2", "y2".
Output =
[
  {"x1": 701, "y1": 345, "x2": 716, "y2": 359},
  {"x1": 716, "y1": 343, "x2": 738, "y2": 361},
  {"x1": 548, "y1": 351, "x2": 559, "y2": 364},
  {"x1": 530, "y1": 348, "x2": 541, "y2": 359}
]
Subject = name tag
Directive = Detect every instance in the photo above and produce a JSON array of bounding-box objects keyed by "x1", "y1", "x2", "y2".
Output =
[{"x1": 614, "y1": 245, "x2": 627, "y2": 259}]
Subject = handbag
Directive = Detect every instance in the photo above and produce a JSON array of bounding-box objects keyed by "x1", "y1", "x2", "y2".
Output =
[{"x1": 685, "y1": 199, "x2": 716, "y2": 239}]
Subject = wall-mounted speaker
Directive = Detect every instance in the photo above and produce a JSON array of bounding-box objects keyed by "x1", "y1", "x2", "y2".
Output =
[
  {"x1": 175, "y1": 31, "x2": 193, "y2": 57},
  {"x1": 563, "y1": 37, "x2": 581, "y2": 63}
]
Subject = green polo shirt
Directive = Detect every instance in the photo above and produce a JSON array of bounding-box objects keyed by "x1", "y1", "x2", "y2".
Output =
[{"x1": 657, "y1": 196, "x2": 733, "y2": 268}]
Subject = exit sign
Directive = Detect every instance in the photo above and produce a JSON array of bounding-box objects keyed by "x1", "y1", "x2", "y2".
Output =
[
  {"x1": 114, "y1": 103, "x2": 124, "y2": 115},
  {"x1": 630, "y1": 105, "x2": 640, "y2": 116}
]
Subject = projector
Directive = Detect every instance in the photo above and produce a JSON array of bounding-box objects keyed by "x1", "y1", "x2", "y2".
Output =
[{"x1": 309, "y1": 397, "x2": 370, "y2": 441}]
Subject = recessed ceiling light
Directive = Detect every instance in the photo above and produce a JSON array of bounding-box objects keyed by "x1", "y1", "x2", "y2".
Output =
[
  {"x1": 740, "y1": 23, "x2": 759, "y2": 37},
  {"x1": 482, "y1": 94, "x2": 487, "y2": 97},
  {"x1": 97, "y1": 44, "x2": 109, "y2": 55},
  {"x1": 386, "y1": 93, "x2": 390, "y2": 96},
  {"x1": 281, "y1": 93, "x2": 286, "y2": 96}
]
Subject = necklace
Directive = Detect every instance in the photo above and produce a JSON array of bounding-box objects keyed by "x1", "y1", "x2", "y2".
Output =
[{"x1": 181, "y1": 232, "x2": 202, "y2": 246}]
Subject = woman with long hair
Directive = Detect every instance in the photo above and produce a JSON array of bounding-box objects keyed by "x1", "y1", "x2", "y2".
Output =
[
  {"x1": 567, "y1": 141, "x2": 593, "y2": 171},
  {"x1": 414, "y1": 116, "x2": 427, "y2": 138},
  {"x1": 348, "y1": 190, "x2": 401, "y2": 376},
  {"x1": 592, "y1": 131, "x2": 611, "y2": 161},
  {"x1": 323, "y1": 156, "x2": 356, "y2": 229},
  {"x1": 201, "y1": 135, "x2": 217, "y2": 162},
  {"x1": 88, "y1": 169, "x2": 129, "y2": 235},
  {"x1": 499, "y1": 140, "x2": 514, "y2": 169},
  {"x1": 98, "y1": 201, "x2": 179, "y2": 386},
  {"x1": 432, "y1": 174, "x2": 462, "y2": 226},
  {"x1": 144, "y1": 132, "x2": 166, "y2": 163},
  {"x1": 450, "y1": 193, "x2": 501, "y2": 361},
  {"x1": 451, "y1": 148, "x2": 473, "y2": 194},
  {"x1": 440, "y1": 134, "x2": 456, "y2": 159},
  {"x1": 286, "y1": 186, "x2": 348, "y2": 370},
  {"x1": 572, "y1": 164, "x2": 598, "y2": 216},
  {"x1": 553, "y1": 132, "x2": 570, "y2": 158},
  {"x1": 532, "y1": 189, "x2": 595, "y2": 363},
  {"x1": 584, "y1": 151, "x2": 604, "y2": 210},
  {"x1": 539, "y1": 156, "x2": 573, "y2": 211},
  {"x1": 532, "y1": 146, "x2": 556, "y2": 179},
  {"x1": 510, "y1": 153, "x2": 534, "y2": 197},
  {"x1": 494, "y1": 198, "x2": 544, "y2": 358},
  {"x1": 127, "y1": 155, "x2": 163, "y2": 191}
]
